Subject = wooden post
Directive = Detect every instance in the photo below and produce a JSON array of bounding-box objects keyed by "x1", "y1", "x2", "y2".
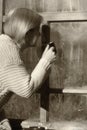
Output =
[
  {"x1": 0, "y1": 0, "x2": 4, "y2": 34},
  {"x1": 40, "y1": 79, "x2": 49, "y2": 122},
  {"x1": 40, "y1": 24, "x2": 50, "y2": 122}
]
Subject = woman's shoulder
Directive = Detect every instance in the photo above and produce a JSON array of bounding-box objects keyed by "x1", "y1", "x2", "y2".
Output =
[
  {"x1": 0, "y1": 34, "x2": 11, "y2": 42},
  {"x1": 0, "y1": 34, "x2": 14, "y2": 47},
  {"x1": 0, "y1": 34, "x2": 17, "y2": 53},
  {"x1": 0, "y1": 34, "x2": 23, "y2": 67}
]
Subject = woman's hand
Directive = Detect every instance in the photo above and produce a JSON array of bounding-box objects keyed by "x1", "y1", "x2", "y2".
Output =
[
  {"x1": 42, "y1": 44, "x2": 56, "y2": 64},
  {"x1": 0, "y1": 119, "x2": 12, "y2": 130}
]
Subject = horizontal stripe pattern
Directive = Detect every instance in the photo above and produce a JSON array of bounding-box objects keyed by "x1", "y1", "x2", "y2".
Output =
[
  {"x1": 0, "y1": 34, "x2": 22, "y2": 68},
  {"x1": 0, "y1": 34, "x2": 35, "y2": 110},
  {"x1": 0, "y1": 64, "x2": 34, "y2": 98}
]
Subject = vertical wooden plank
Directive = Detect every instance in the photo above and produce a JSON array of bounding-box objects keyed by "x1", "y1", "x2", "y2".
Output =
[
  {"x1": 79, "y1": 0, "x2": 87, "y2": 11},
  {"x1": 25, "y1": 0, "x2": 37, "y2": 11},
  {"x1": 57, "y1": 0, "x2": 64, "y2": 12},
  {"x1": 40, "y1": 81, "x2": 49, "y2": 122},
  {"x1": 35, "y1": 0, "x2": 45, "y2": 12},
  {"x1": 0, "y1": 0, "x2": 4, "y2": 34},
  {"x1": 25, "y1": 0, "x2": 44, "y2": 12},
  {"x1": 38, "y1": 0, "x2": 45, "y2": 12},
  {"x1": 60, "y1": 0, "x2": 80, "y2": 12},
  {"x1": 44, "y1": 0, "x2": 58, "y2": 12},
  {"x1": 61, "y1": 0, "x2": 71, "y2": 11},
  {"x1": 40, "y1": 24, "x2": 50, "y2": 122},
  {"x1": 25, "y1": 0, "x2": 34, "y2": 10},
  {"x1": 5, "y1": 0, "x2": 26, "y2": 14},
  {"x1": 71, "y1": 0, "x2": 80, "y2": 11},
  {"x1": 57, "y1": 0, "x2": 71, "y2": 12}
]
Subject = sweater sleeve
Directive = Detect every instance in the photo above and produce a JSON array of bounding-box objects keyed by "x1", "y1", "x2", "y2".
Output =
[
  {"x1": 0, "y1": 58, "x2": 50, "y2": 98},
  {"x1": 0, "y1": 64, "x2": 32, "y2": 98},
  {"x1": 0, "y1": 34, "x2": 51, "y2": 98}
]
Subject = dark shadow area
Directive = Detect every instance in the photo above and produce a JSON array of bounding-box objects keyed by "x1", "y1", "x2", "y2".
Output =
[{"x1": 9, "y1": 119, "x2": 23, "y2": 130}]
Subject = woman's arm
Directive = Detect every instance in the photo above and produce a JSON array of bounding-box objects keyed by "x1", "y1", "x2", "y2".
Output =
[
  {"x1": 0, "y1": 45, "x2": 56, "y2": 98},
  {"x1": 0, "y1": 59, "x2": 50, "y2": 98}
]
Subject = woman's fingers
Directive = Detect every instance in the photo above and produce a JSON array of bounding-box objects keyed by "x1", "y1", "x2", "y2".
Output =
[
  {"x1": 43, "y1": 44, "x2": 49, "y2": 54},
  {"x1": 0, "y1": 120, "x2": 12, "y2": 130},
  {"x1": 42, "y1": 44, "x2": 56, "y2": 64},
  {"x1": 0, "y1": 124, "x2": 6, "y2": 130}
]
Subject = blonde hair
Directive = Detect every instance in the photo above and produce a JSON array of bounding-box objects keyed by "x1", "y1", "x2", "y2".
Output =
[{"x1": 4, "y1": 8, "x2": 42, "y2": 44}]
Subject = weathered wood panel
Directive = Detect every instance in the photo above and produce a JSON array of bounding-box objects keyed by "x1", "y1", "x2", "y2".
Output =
[
  {"x1": 4, "y1": 0, "x2": 26, "y2": 13},
  {"x1": 4, "y1": 0, "x2": 87, "y2": 14},
  {"x1": 79, "y1": 0, "x2": 87, "y2": 11},
  {"x1": 0, "y1": 0, "x2": 3, "y2": 34}
]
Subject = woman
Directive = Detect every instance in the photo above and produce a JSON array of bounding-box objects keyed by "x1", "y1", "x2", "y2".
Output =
[{"x1": 0, "y1": 8, "x2": 56, "y2": 130}]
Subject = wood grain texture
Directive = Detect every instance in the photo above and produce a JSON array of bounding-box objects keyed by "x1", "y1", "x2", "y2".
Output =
[
  {"x1": 4, "y1": 0, "x2": 87, "y2": 14},
  {"x1": 40, "y1": 12, "x2": 87, "y2": 22},
  {"x1": 3, "y1": 12, "x2": 87, "y2": 23},
  {"x1": 0, "y1": 0, "x2": 3, "y2": 34},
  {"x1": 4, "y1": 0, "x2": 26, "y2": 13}
]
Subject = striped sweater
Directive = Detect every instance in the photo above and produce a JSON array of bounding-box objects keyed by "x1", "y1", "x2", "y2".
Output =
[{"x1": 0, "y1": 34, "x2": 50, "y2": 110}]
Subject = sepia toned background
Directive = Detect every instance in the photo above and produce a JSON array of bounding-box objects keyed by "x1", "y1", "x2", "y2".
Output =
[{"x1": 1, "y1": 0, "x2": 87, "y2": 122}]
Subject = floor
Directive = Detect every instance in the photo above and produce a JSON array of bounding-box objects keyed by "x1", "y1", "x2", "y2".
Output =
[{"x1": 21, "y1": 120, "x2": 87, "y2": 130}]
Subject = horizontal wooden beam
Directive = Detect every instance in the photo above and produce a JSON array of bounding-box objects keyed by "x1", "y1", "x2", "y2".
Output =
[
  {"x1": 63, "y1": 86, "x2": 87, "y2": 94},
  {"x1": 37, "y1": 88, "x2": 62, "y2": 94},
  {"x1": 3, "y1": 11, "x2": 87, "y2": 23},
  {"x1": 37, "y1": 86, "x2": 87, "y2": 94},
  {"x1": 49, "y1": 88, "x2": 63, "y2": 93},
  {"x1": 40, "y1": 11, "x2": 87, "y2": 22}
]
